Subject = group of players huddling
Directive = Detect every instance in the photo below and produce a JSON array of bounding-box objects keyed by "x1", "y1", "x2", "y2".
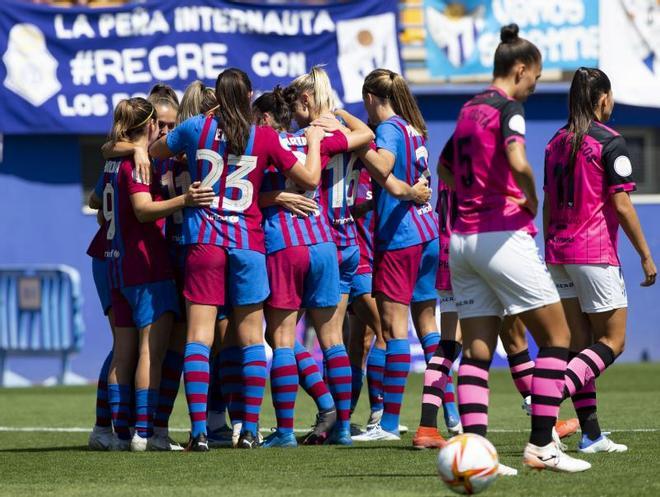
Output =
[{"x1": 85, "y1": 24, "x2": 656, "y2": 474}]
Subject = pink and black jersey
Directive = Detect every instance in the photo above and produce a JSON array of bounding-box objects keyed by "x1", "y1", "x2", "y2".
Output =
[
  {"x1": 99, "y1": 157, "x2": 174, "y2": 289},
  {"x1": 373, "y1": 115, "x2": 439, "y2": 251},
  {"x1": 544, "y1": 122, "x2": 636, "y2": 265},
  {"x1": 152, "y1": 158, "x2": 189, "y2": 246},
  {"x1": 166, "y1": 115, "x2": 298, "y2": 252},
  {"x1": 320, "y1": 149, "x2": 359, "y2": 247},
  {"x1": 261, "y1": 128, "x2": 348, "y2": 254},
  {"x1": 353, "y1": 166, "x2": 375, "y2": 274},
  {"x1": 449, "y1": 86, "x2": 536, "y2": 235},
  {"x1": 435, "y1": 137, "x2": 458, "y2": 291}
]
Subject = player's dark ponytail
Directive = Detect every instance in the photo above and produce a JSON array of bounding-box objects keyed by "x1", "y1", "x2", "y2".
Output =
[
  {"x1": 567, "y1": 67, "x2": 611, "y2": 171},
  {"x1": 215, "y1": 68, "x2": 253, "y2": 155},
  {"x1": 253, "y1": 85, "x2": 291, "y2": 131},
  {"x1": 493, "y1": 24, "x2": 542, "y2": 78}
]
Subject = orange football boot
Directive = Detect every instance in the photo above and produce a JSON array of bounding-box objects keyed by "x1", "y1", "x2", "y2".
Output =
[
  {"x1": 555, "y1": 418, "x2": 580, "y2": 439},
  {"x1": 412, "y1": 426, "x2": 447, "y2": 449}
]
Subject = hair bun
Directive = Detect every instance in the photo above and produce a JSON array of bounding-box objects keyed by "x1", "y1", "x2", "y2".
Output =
[{"x1": 500, "y1": 23, "x2": 519, "y2": 43}]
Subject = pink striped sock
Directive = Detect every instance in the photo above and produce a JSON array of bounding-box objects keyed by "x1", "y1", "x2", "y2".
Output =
[
  {"x1": 457, "y1": 357, "x2": 491, "y2": 437},
  {"x1": 530, "y1": 347, "x2": 568, "y2": 447},
  {"x1": 564, "y1": 342, "x2": 615, "y2": 398},
  {"x1": 507, "y1": 349, "x2": 534, "y2": 398}
]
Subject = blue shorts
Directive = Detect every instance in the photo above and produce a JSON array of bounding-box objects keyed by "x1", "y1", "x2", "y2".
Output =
[
  {"x1": 349, "y1": 273, "x2": 372, "y2": 303},
  {"x1": 267, "y1": 242, "x2": 340, "y2": 310},
  {"x1": 412, "y1": 238, "x2": 440, "y2": 303},
  {"x1": 337, "y1": 245, "x2": 360, "y2": 295},
  {"x1": 227, "y1": 248, "x2": 270, "y2": 307},
  {"x1": 92, "y1": 257, "x2": 111, "y2": 316},
  {"x1": 113, "y1": 279, "x2": 180, "y2": 329}
]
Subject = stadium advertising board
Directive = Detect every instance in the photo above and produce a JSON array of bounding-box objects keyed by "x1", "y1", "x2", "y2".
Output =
[
  {"x1": 0, "y1": 0, "x2": 400, "y2": 134},
  {"x1": 423, "y1": 0, "x2": 598, "y2": 78}
]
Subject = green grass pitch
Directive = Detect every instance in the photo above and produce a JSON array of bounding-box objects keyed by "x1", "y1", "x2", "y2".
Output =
[{"x1": 1, "y1": 363, "x2": 659, "y2": 497}]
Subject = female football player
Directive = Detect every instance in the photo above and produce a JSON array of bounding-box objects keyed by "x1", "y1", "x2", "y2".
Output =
[
  {"x1": 440, "y1": 24, "x2": 590, "y2": 472},
  {"x1": 352, "y1": 68, "x2": 439, "y2": 443},
  {"x1": 544, "y1": 67, "x2": 656, "y2": 453},
  {"x1": 89, "y1": 97, "x2": 213, "y2": 451}
]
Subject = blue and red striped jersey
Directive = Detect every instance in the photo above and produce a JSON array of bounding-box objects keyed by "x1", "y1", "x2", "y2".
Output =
[
  {"x1": 99, "y1": 157, "x2": 173, "y2": 289},
  {"x1": 152, "y1": 157, "x2": 189, "y2": 246},
  {"x1": 373, "y1": 115, "x2": 439, "y2": 251},
  {"x1": 166, "y1": 115, "x2": 298, "y2": 252},
  {"x1": 320, "y1": 149, "x2": 359, "y2": 248},
  {"x1": 353, "y1": 166, "x2": 374, "y2": 274}
]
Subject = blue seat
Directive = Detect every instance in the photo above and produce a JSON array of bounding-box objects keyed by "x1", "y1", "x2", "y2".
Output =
[{"x1": 0, "y1": 265, "x2": 85, "y2": 386}]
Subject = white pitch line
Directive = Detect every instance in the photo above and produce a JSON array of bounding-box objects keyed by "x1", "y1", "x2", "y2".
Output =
[{"x1": 0, "y1": 426, "x2": 658, "y2": 434}]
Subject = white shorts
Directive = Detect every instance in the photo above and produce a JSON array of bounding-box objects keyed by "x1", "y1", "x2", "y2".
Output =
[
  {"x1": 547, "y1": 263, "x2": 627, "y2": 313},
  {"x1": 438, "y1": 290, "x2": 457, "y2": 314},
  {"x1": 449, "y1": 231, "x2": 560, "y2": 319}
]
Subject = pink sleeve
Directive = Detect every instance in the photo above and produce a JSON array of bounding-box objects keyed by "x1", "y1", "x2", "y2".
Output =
[
  {"x1": 263, "y1": 127, "x2": 297, "y2": 173},
  {"x1": 320, "y1": 130, "x2": 349, "y2": 157},
  {"x1": 123, "y1": 160, "x2": 150, "y2": 195}
]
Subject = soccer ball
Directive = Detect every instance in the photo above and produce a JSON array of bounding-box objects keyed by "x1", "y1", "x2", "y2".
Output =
[{"x1": 436, "y1": 433, "x2": 499, "y2": 495}]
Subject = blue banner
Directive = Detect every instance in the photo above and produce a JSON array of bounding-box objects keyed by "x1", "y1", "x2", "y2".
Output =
[
  {"x1": 424, "y1": 0, "x2": 598, "y2": 78},
  {"x1": 0, "y1": 0, "x2": 401, "y2": 134}
]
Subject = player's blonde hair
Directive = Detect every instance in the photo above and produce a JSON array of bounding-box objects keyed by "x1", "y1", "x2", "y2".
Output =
[
  {"x1": 286, "y1": 65, "x2": 336, "y2": 117},
  {"x1": 108, "y1": 97, "x2": 155, "y2": 144},
  {"x1": 178, "y1": 80, "x2": 218, "y2": 124},
  {"x1": 362, "y1": 68, "x2": 427, "y2": 138}
]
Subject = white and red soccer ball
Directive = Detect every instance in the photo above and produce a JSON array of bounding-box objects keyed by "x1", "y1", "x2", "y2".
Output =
[{"x1": 436, "y1": 433, "x2": 499, "y2": 495}]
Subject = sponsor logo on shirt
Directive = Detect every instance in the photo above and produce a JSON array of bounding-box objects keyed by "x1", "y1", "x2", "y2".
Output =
[
  {"x1": 416, "y1": 203, "x2": 433, "y2": 215},
  {"x1": 205, "y1": 212, "x2": 239, "y2": 223},
  {"x1": 104, "y1": 249, "x2": 120, "y2": 258},
  {"x1": 333, "y1": 216, "x2": 355, "y2": 225}
]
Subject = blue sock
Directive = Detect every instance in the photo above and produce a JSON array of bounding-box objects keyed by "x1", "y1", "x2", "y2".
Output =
[
  {"x1": 294, "y1": 340, "x2": 334, "y2": 412},
  {"x1": 350, "y1": 365, "x2": 364, "y2": 413},
  {"x1": 270, "y1": 348, "x2": 298, "y2": 434},
  {"x1": 367, "y1": 346, "x2": 385, "y2": 412},
  {"x1": 183, "y1": 342, "x2": 210, "y2": 438},
  {"x1": 135, "y1": 388, "x2": 158, "y2": 438},
  {"x1": 381, "y1": 339, "x2": 411, "y2": 433},
  {"x1": 109, "y1": 383, "x2": 133, "y2": 440},
  {"x1": 324, "y1": 344, "x2": 352, "y2": 432},
  {"x1": 242, "y1": 344, "x2": 267, "y2": 437},
  {"x1": 421, "y1": 331, "x2": 441, "y2": 364},
  {"x1": 95, "y1": 350, "x2": 113, "y2": 427}
]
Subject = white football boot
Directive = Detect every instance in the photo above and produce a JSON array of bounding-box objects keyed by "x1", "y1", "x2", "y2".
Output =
[
  {"x1": 351, "y1": 424, "x2": 401, "y2": 442},
  {"x1": 523, "y1": 441, "x2": 591, "y2": 473},
  {"x1": 578, "y1": 435, "x2": 628, "y2": 454}
]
